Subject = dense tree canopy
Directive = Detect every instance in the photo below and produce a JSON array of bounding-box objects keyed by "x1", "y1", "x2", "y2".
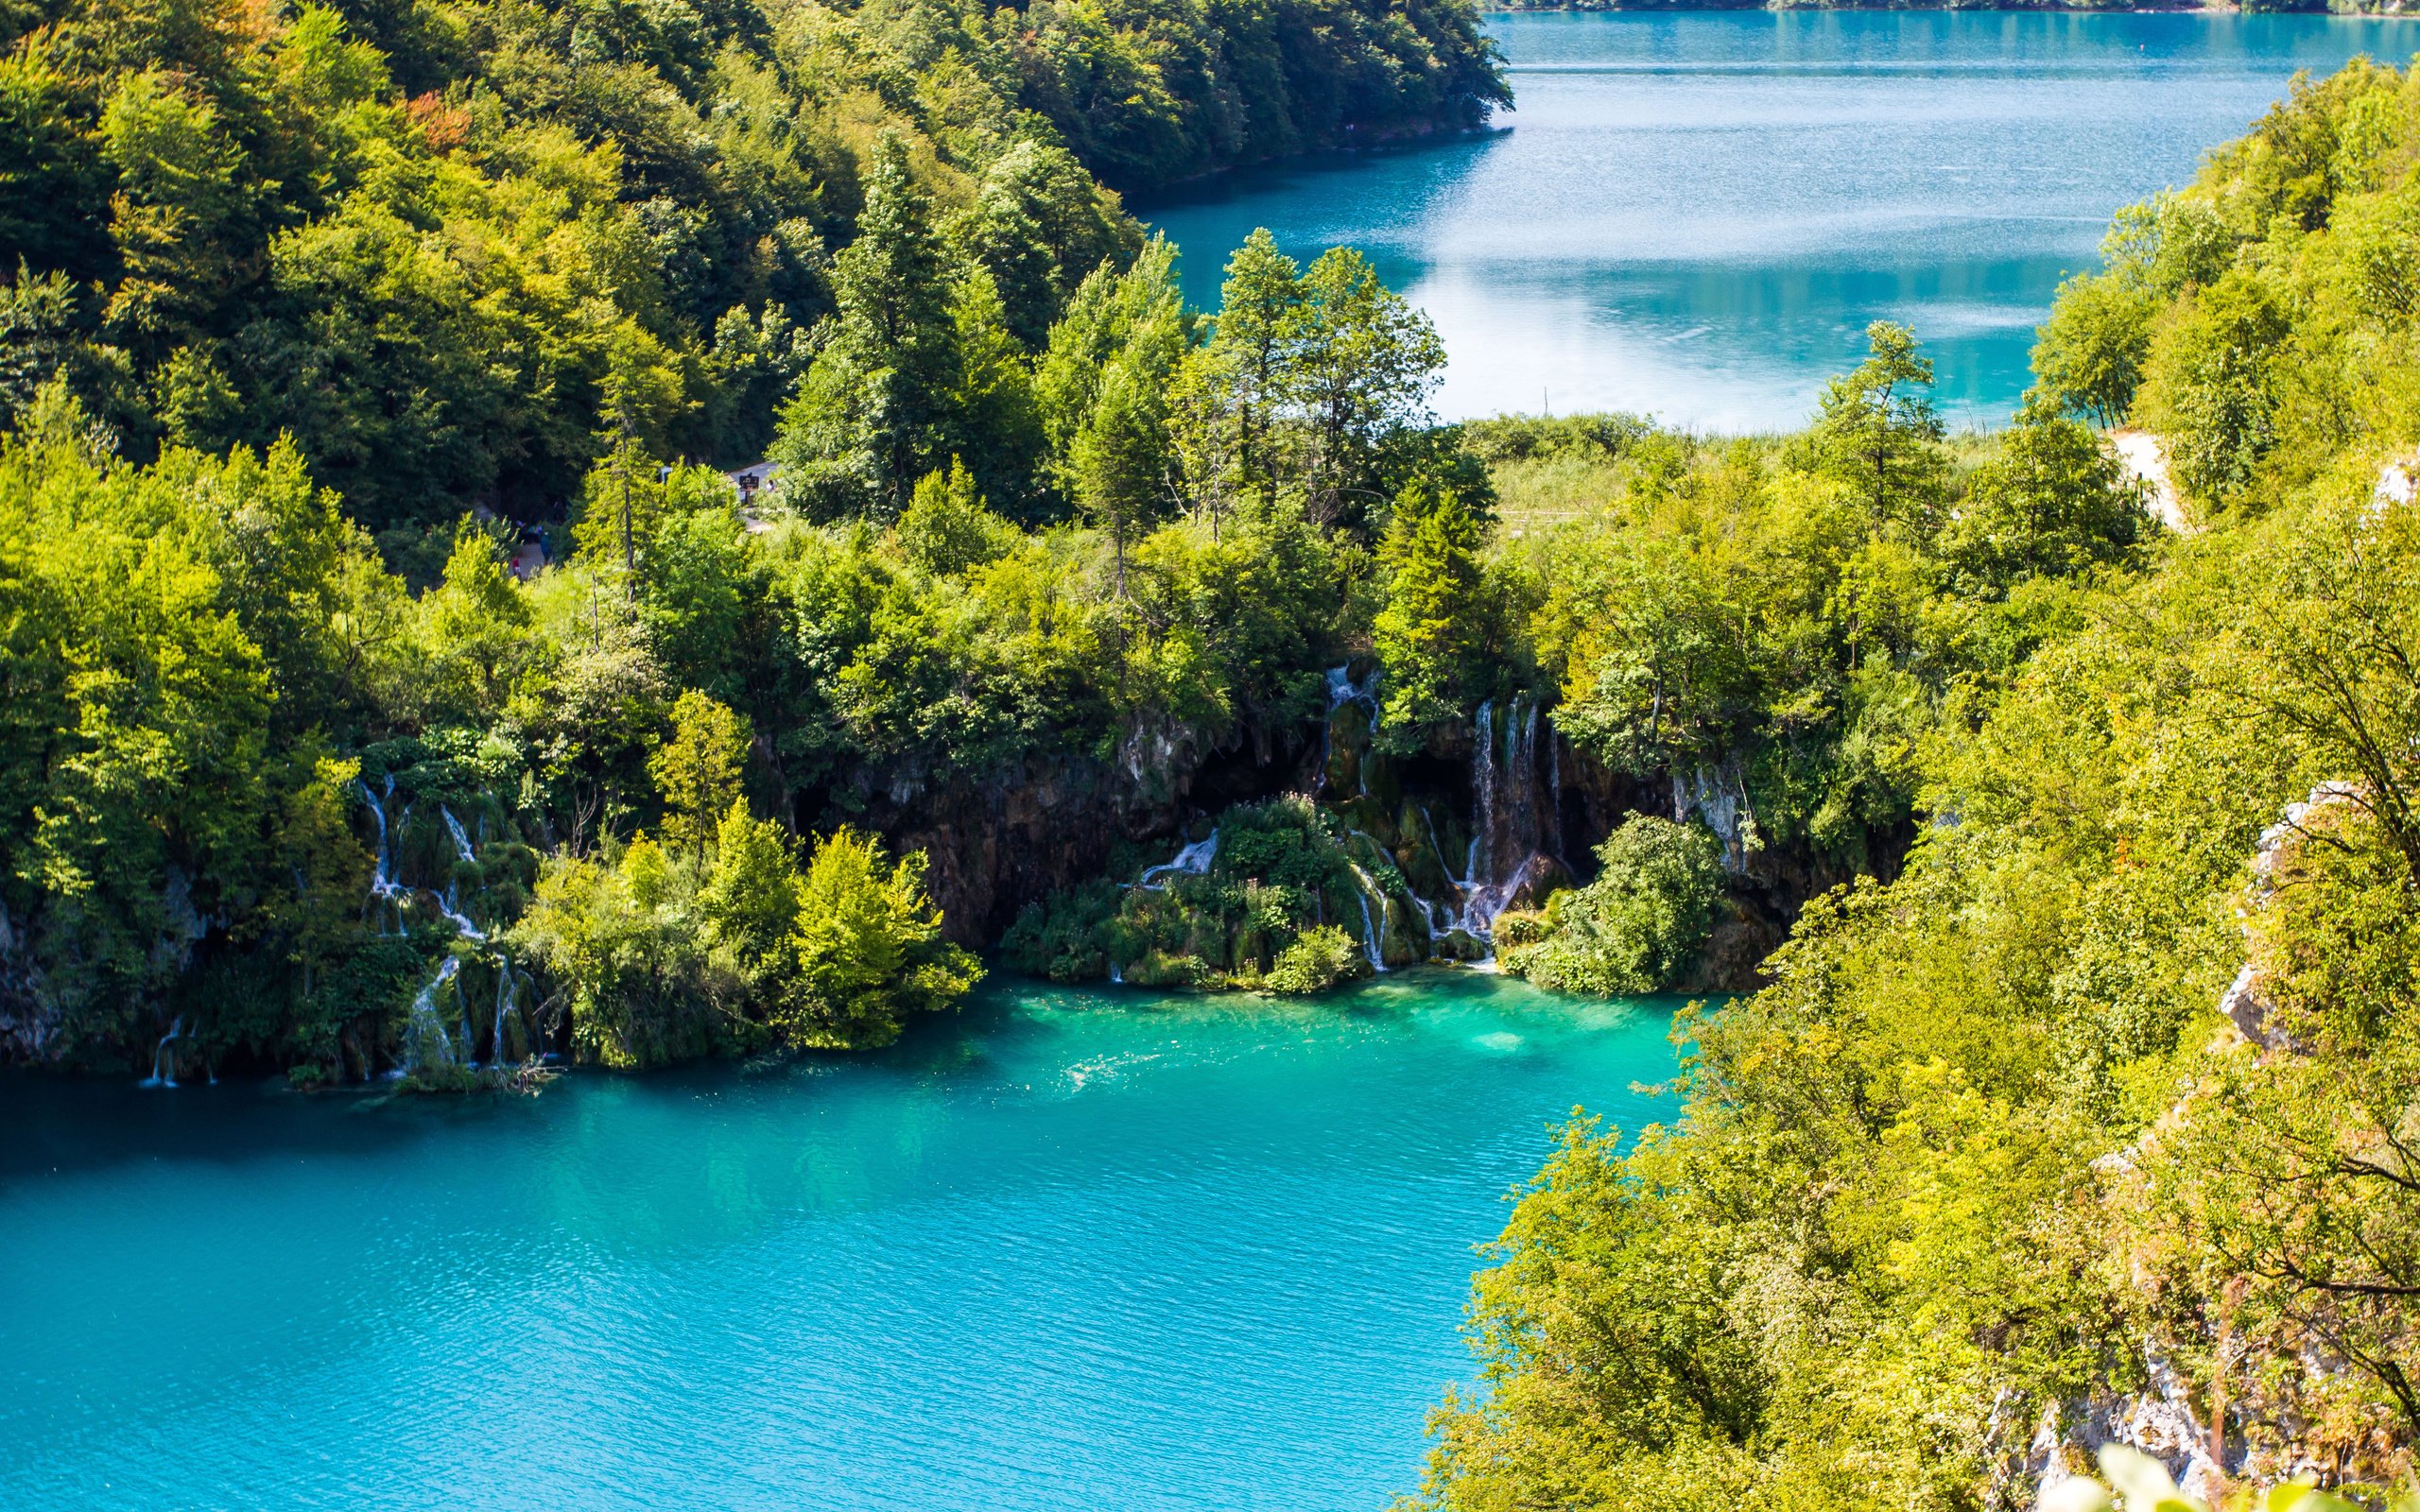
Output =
[
  {"x1": 0, "y1": 0, "x2": 1504, "y2": 561},
  {"x1": 1411, "y1": 56, "x2": 2420, "y2": 1509}
]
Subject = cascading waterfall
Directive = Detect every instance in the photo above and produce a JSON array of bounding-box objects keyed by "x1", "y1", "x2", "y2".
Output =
[
  {"x1": 436, "y1": 882, "x2": 486, "y2": 942},
  {"x1": 1447, "y1": 695, "x2": 1558, "y2": 943},
  {"x1": 1509, "y1": 700, "x2": 1539, "y2": 868},
  {"x1": 1137, "y1": 830, "x2": 1219, "y2": 888},
  {"x1": 1316, "y1": 663, "x2": 1378, "y2": 798},
  {"x1": 1347, "y1": 865, "x2": 1389, "y2": 973},
  {"x1": 358, "y1": 780, "x2": 510, "y2": 1076},
  {"x1": 139, "y1": 1016, "x2": 186, "y2": 1088},
  {"x1": 402, "y1": 957, "x2": 462, "y2": 1076},
  {"x1": 1471, "y1": 700, "x2": 1496, "y2": 888},
  {"x1": 1547, "y1": 728, "x2": 1564, "y2": 862},
  {"x1": 359, "y1": 778, "x2": 409, "y2": 931},
  {"x1": 1672, "y1": 765, "x2": 1752, "y2": 873},
  {"x1": 1412, "y1": 804, "x2": 1461, "y2": 933},
  {"x1": 491, "y1": 956, "x2": 514, "y2": 1064},
  {"x1": 1325, "y1": 663, "x2": 1376, "y2": 710},
  {"x1": 434, "y1": 806, "x2": 490, "y2": 938}
]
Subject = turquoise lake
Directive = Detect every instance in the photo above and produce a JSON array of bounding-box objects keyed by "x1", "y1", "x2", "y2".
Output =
[
  {"x1": 1143, "y1": 10, "x2": 2419, "y2": 430},
  {"x1": 0, "y1": 971, "x2": 1675, "y2": 1511}
]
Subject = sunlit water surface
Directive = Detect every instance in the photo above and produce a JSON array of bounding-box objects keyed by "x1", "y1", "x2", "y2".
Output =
[
  {"x1": 0, "y1": 971, "x2": 1675, "y2": 1511},
  {"x1": 1143, "y1": 10, "x2": 2417, "y2": 429}
]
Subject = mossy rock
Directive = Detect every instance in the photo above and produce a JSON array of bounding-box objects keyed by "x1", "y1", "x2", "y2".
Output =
[{"x1": 1435, "y1": 928, "x2": 1489, "y2": 962}]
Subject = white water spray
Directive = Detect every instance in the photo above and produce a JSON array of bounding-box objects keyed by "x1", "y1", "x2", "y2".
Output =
[
  {"x1": 402, "y1": 957, "x2": 462, "y2": 1075},
  {"x1": 139, "y1": 1016, "x2": 186, "y2": 1088},
  {"x1": 1137, "y1": 830, "x2": 1219, "y2": 888},
  {"x1": 1348, "y1": 866, "x2": 1389, "y2": 973},
  {"x1": 492, "y1": 956, "x2": 514, "y2": 1064}
]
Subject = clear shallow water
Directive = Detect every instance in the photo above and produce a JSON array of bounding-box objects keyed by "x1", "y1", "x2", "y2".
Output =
[
  {"x1": 1143, "y1": 11, "x2": 2418, "y2": 430},
  {"x1": 0, "y1": 971, "x2": 1676, "y2": 1512}
]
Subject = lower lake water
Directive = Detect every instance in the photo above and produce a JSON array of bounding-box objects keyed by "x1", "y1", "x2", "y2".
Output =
[
  {"x1": 0, "y1": 971, "x2": 1675, "y2": 1512},
  {"x1": 1144, "y1": 10, "x2": 2417, "y2": 430}
]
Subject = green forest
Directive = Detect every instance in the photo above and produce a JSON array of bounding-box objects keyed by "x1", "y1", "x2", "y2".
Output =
[
  {"x1": 0, "y1": 0, "x2": 1510, "y2": 1077},
  {"x1": 6, "y1": 0, "x2": 2420, "y2": 1499},
  {"x1": 1406, "y1": 60, "x2": 2420, "y2": 1508}
]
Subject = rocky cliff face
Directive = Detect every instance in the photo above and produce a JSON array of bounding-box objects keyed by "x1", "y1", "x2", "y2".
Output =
[
  {"x1": 871, "y1": 675, "x2": 1906, "y2": 986},
  {"x1": 831, "y1": 714, "x2": 1331, "y2": 945}
]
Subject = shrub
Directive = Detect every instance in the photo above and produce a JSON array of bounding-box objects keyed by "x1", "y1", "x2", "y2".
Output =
[
  {"x1": 1004, "y1": 796, "x2": 1426, "y2": 988},
  {"x1": 1266, "y1": 925, "x2": 1366, "y2": 995},
  {"x1": 1501, "y1": 816, "x2": 1724, "y2": 996},
  {"x1": 775, "y1": 828, "x2": 984, "y2": 1050},
  {"x1": 1127, "y1": 950, "x2": 1215, "y2": 988}
]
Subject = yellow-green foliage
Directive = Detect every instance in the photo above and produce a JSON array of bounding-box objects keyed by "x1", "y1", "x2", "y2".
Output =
[
  {"x1": 1414, "y1": 172, "x2": 2420, "y2": 1512},
  {"x1": 514, "y1": 807, "x2": 981, "y2": 1067},
  {"x1": 2037, "y1": 60, "x2": 2420, "y2": 521},
  {"x1": 1265, "y1": 924, "x2": 1364, "y2": 996},
  {"x1": 780, "y1": 826, "x2": 981, "y2": 1051}
]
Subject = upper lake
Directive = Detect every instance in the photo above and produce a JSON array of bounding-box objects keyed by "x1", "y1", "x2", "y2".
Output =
[{"x1": 1142, "y1": 10, "x2": 2418, "y2": 431}]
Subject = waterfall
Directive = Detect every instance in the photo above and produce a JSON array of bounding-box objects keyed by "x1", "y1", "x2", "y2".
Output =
[
  {"x1": 358, "y1": 781, "x2": 511, "y2": 1080},
  {"x1": 1393, "y1": 803, "x2": 1460, "y2": 936},
  {"x1": 436, "y1": 882, "x2": 486, "y2": 942},
  {"x1": 1325, "y1": 663, "x2": 1376, "y2": 709},
  {"x1": 1547, "y1": 728, "x2": 1564, "y2": 863},
  {"x1": 402, "y1": 957, "x2": 462, "y2": 1075},
  {"x1": 1501, "y1": 698, "x2": 1539, "y2": 874},
  {"x1": 1318, "y1": 664, "x2": 1378, "y2": 798},
  {"x1": 1107, "y1": 960, "x2": 1124, "y2": 985},
  {"x1": 1471, "y1": 700, "x2": 1495, "y2": 887},
  {"x1": 1347, "y1": 864, "x2": 1390, "y2": 973},
  {"x1": 1673, "y1": 765, "x2": 1752, "y2": 874},
  {"x1": 139, "y1": 1016, "x2": 186, "y2": 1088},
  {"x1": 492, "y1": 957, "x2": 514, "y2": 1064},
  {"x1": 1449, "y1": 695, "x2": 1556, "y2": 943},
  {"x1": 1137, "y1": 829, "x2": 1219, "y2": 888},
  {"x1": 360, "y1": 779, "x2": 408, "y2": 930}
]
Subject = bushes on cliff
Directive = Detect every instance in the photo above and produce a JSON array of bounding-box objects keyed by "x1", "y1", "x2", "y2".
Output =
[
  {"x1": 1498, "y1": 816, "x2": 1724, "y2": 996},
  {"x1": 1003, "y1": 796, "x2": 1412, "y2": 993},
  {"x1": 515, "y1": 801, "x2": 980, "y2": 1068},
  {"x1": 1265, "y1": 925, "x2": 1366, "y2": 995}
]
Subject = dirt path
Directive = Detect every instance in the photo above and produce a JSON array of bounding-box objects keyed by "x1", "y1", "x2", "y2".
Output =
[{"x1": 2108, "y1": 428, "x2": 2188, "y2": 534}]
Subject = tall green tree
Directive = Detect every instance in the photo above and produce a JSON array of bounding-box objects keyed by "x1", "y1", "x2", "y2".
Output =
[
  {"x1": 1279, "y1": 246, "x2": 1444, "y2": 530},
  {"x1": 773, "y1": 133, "x2": 959, "y2": 523},
  {"x1": 1174, "y1": 228, "x2": 1301, "y2": 518},
  {"x1": 1037, "y1": 236, "x2": 1192, "y2": 558},
  {"x1": 649, "y1": 690, "x2": 751, "y2": 864},
  {"x1": 1373, "y1": 479, "x2": 1490, "y2": 738},
  {"x1": 1798, "y1": 320, "x2": 1948, "y2": 540}
]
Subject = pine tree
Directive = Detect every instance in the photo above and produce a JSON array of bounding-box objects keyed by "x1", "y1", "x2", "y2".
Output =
[
  {"x1": 1372, "y1": 479, "x2": 1487, "y2": 737},
  {"x1": 772, "y1": 133, "x2": 958, "y2": 521}
]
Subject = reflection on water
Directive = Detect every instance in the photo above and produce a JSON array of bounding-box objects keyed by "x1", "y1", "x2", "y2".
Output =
[{"x1": 1143, "y1": 11, "x2": 2416, "y2": 430}]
